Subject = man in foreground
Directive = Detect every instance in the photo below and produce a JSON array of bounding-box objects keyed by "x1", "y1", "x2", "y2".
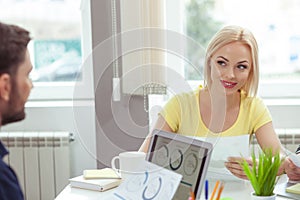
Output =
[{"x1": 0, "y1": 21, "x2": 33, "y2": 200}]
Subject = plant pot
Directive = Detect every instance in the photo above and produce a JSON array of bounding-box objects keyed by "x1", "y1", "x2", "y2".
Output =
[{"x1": 250, "y1": 192, "x2": 276, "y2": 200}]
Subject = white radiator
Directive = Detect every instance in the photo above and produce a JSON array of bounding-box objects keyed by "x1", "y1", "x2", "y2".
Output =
[
  {"x1": 251, "y1": 128, "x2": 300, "y2": 153},
  {"x1": 0, "y1": 131, "x2": 72, "y2": 200}
]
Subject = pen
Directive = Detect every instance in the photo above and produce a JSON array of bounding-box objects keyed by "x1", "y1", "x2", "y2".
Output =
[
  {"x1": 216, "y1": 182, "x2": 224, "y2": 200},
  {"x1": 209, "y1": 180, "x2": 220, "y2": 200},
  {"x1": 205, "y1": 180, "x2": 209, "y2": 200}
]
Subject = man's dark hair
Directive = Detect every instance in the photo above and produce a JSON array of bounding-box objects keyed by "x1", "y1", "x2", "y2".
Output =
[{"x1": 0, "y1": 22, "x2": 31, "y2": 76}]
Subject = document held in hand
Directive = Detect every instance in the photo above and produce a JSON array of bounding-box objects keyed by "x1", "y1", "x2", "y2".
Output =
[{"x1": 69, "y1": 175, "x2": 122, "y2": 192}]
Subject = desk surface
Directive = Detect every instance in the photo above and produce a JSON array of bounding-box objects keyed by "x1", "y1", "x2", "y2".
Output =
[
  {"x1": 55, "y1": 185, "x2": 115, "y2": 200},
  {"x1": 55, "y1": 175, "x2": 295, "y2": 200}
]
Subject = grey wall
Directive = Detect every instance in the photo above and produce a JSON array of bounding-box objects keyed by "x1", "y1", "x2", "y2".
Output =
[{"x1": 90, "y1": 0, "x2": 149, "y2": 169}]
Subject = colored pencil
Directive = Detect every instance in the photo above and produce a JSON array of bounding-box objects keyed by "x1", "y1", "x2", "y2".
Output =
[
  {"x1": 205, "y1": 180, "x2": 209, "y2": 200},
  {"x1": 209, "y1": 180, "x2": 220, "y2": 200},
  {"x1": 216, "y1": 182, "x2": 225, "y2": 200},
  {"x1": 189, "y1": 187, "x2": 195, "y2": 200}
]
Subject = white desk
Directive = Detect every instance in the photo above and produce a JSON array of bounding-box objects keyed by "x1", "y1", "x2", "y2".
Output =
[
  {"x1": 55, "y1": 185, "x2": 115, "y2": 200},
  {"x1": 55, "y1": 176, "x2": 295, "y2": 200}
]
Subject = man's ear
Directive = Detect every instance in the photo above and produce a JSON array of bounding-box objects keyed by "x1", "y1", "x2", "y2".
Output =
[{"x1": 0, "y1": 73, "x2": 11, "y2": 101}]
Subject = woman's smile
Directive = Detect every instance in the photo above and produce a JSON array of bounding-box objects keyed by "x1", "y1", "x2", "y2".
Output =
[{"x1": 220, "y1": 80, "x2": 237, "y2": 89}]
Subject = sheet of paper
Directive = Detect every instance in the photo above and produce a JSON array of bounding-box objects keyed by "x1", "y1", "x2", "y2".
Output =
[
  {"x1": 283, "y1": 148, "x2": 300, "y2": 167},
  {"x1": 194, "y1": 135, "x2": 250, "y2": 181},
  {"x1": 110, "y1": 160, "x2": 182, "y2": 200}
]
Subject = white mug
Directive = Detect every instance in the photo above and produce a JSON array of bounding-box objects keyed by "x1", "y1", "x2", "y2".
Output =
[{"x1": 111, "y1": 151, "x2": 146, "y2": 180}]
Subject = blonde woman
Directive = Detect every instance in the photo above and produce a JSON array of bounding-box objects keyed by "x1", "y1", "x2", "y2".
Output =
[{"x1": 140, "y1": 25, "x2": 288, "y2": 179}]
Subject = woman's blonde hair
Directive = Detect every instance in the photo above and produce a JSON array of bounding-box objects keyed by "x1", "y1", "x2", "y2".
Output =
[{"x1": 203, "y1": 25, "x2": 259, "y2": 97}]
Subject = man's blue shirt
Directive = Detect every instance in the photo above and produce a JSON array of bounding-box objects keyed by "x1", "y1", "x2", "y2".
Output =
[{"x1": 0, "y1": 141, "x2": 23, "y2": 200}]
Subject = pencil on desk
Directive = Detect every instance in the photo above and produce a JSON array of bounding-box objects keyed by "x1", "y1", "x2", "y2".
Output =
[
  {"x1": 189, "y1": 187, "x2": 195, "y2": 200},
  {"x1": 209, "y1": 180, "x2": 220, "y2": 200},
  {"x1": 216, "y1": 182, "x2": 224, "y2": 200}
]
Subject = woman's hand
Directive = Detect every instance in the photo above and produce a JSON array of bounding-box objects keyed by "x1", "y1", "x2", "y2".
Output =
[
  {"x1": 225, "y1": 157, "x2": 252, "y2": 180},
  {"x1": 284, "y1": 157, "x2": 300, "y2": 181}
]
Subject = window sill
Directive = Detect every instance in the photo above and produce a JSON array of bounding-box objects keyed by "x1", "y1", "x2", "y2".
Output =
[{"x1": 25, "y1": 99, "x2": 94, "y2": 108}]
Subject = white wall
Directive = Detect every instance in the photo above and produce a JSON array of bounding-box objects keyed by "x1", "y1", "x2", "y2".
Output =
[
  {"x1": 268, "y1": 103, "x2": 300, "y2": 129},
  {"x1": 2, "y1": 101, "x2": 97, "y2": 177}
]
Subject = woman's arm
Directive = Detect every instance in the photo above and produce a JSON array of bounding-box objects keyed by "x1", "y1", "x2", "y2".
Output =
[
  {"x1": 255, "y1": 121, "x2": 282, "y2": 154},
  {"x1": 139, "y1": 115, "x2": 173, "y2": 153},
  {"x1": 255, "y1": 121, "x2": 288, "y2": 175}
]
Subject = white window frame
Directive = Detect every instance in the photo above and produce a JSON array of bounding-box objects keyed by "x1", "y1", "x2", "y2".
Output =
[{"x1": 28, "y1": 0, "x2": 94, "y2": 101}]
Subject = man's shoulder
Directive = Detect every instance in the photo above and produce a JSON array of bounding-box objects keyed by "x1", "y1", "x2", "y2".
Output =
[
  {"x1": 0, "y1": 158, "x2": 24, "y2": 200},
  {"x1": 0, "y1": 140, "x2": 8, "y2": 158}
]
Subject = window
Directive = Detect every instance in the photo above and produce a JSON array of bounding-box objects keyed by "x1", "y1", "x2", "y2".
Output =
[
  {"x1": 166, "y1": 0, "x2": 300, "y2": 98},
  {"x1": 0, "y1": 0, "x2": 93, "y2": 100}
]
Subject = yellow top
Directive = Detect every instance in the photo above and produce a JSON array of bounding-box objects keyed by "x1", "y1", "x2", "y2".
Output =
[{"x1": 160, "y1": 86, "x2": 272, "y2": 137}]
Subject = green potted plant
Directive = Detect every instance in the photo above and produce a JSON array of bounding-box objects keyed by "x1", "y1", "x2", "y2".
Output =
[{"x1": 240, "y1": 148, "x2": 284, "y2": 200}]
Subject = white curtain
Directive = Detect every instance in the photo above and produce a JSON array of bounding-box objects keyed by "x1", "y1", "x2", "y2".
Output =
[{"x1": 119, "y1": 0, "x2": 167, "y2": 95}]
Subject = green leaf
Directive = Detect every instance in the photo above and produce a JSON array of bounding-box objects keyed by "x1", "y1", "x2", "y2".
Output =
[
  {"x1": 240, "y1": 147, "x2": 284, "y2": 196},
  {"x1": 242, "y1": 159, "x2": 259, "y2": 194},
  {"x1": 252, "y1": 149, "x2": 257, "y2": 178}
]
